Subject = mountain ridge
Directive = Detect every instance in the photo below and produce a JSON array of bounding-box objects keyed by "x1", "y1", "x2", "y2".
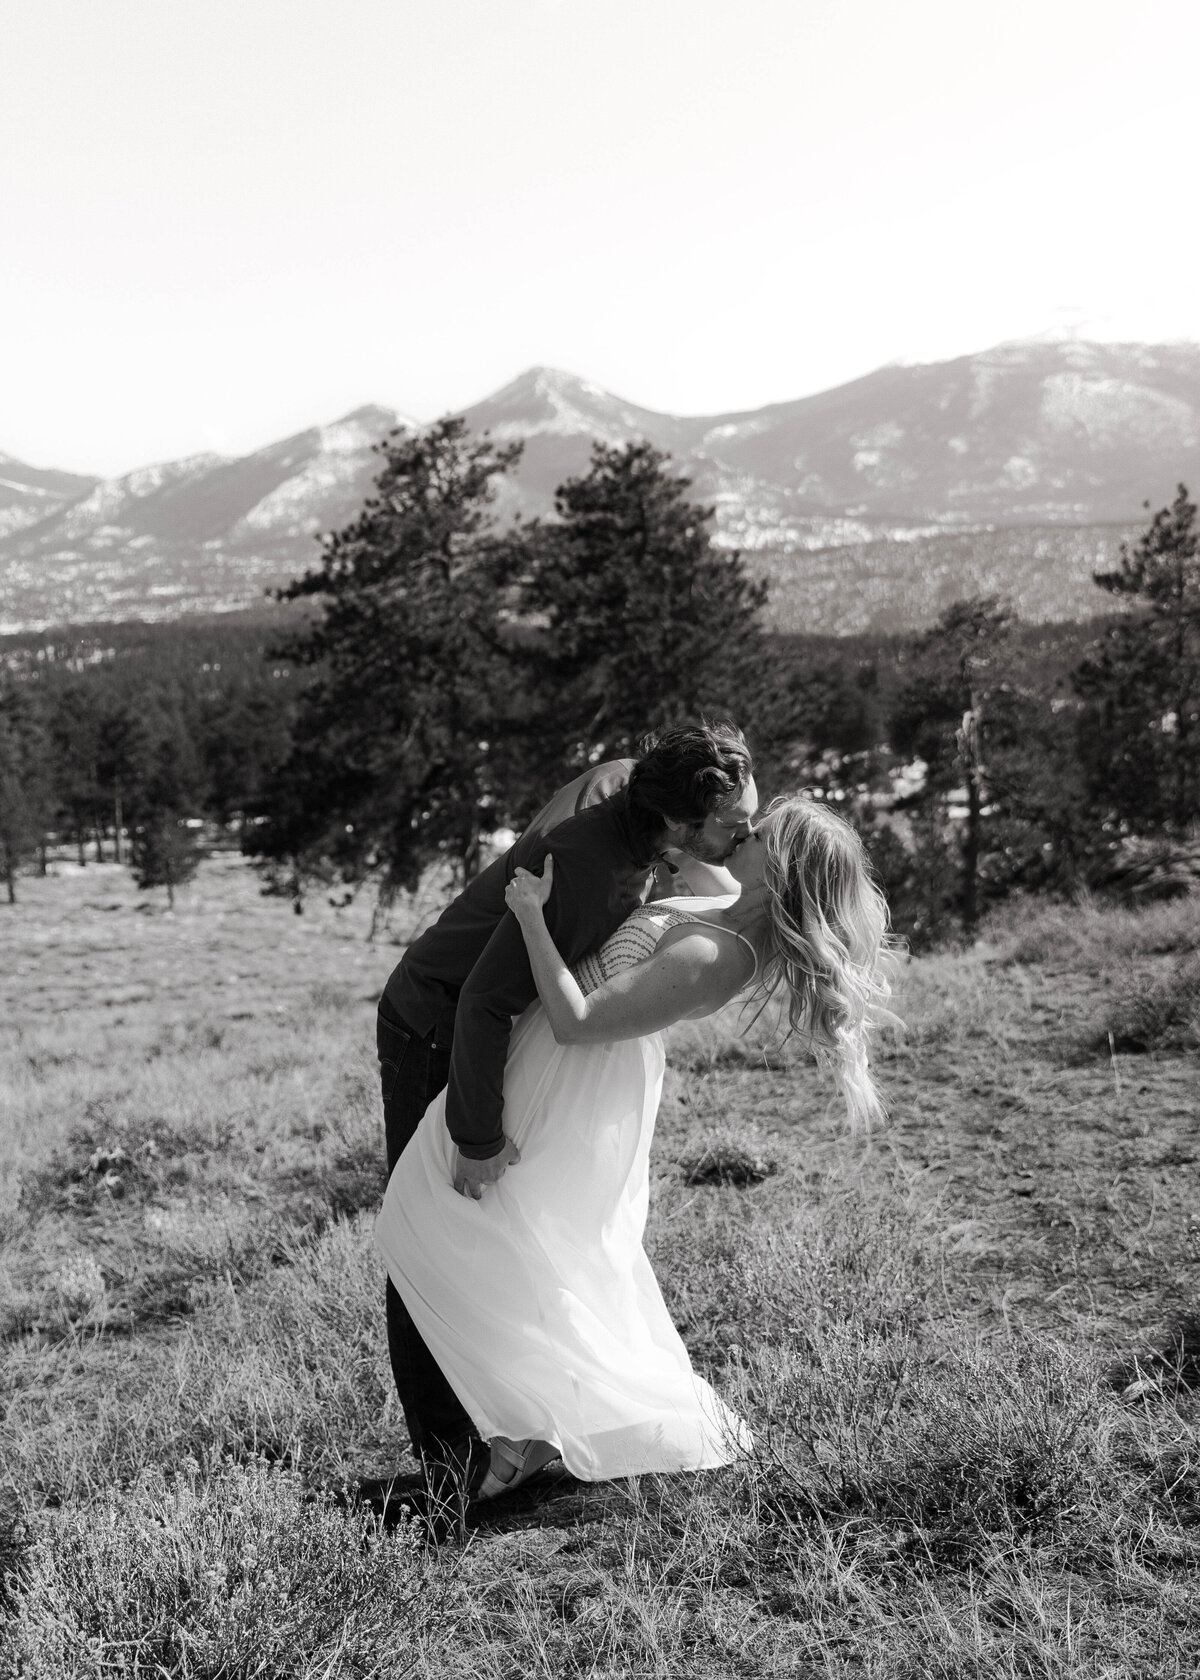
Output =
[{"x1": 3, "y1": 339, "x2": 1198, "y2": 635}]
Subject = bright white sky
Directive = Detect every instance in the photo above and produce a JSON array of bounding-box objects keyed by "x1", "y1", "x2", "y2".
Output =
[{"x1": 4, "y1": 0, "x2": 1198, "y2": 476}]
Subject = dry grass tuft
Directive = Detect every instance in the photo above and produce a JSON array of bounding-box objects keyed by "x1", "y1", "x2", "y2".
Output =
[
  {"x1": 751, "y1": 1337, "x2": 1109, "y2": 1567},
  {"x1": 1, "y1": 1461, "x2": 439, "y2": 1680},
  {"x1": 1113, "y1": 1310, "x2": 1200, "y2": 1407}
]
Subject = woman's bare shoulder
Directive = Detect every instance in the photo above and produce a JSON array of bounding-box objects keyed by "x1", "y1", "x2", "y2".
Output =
[{"x1": 653, "y1": 920, "x2": 754, "y2": 988}]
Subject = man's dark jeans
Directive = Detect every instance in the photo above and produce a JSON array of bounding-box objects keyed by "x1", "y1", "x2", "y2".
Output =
[{"x1": 377, "y1": 996, "x2": 476, "y2": 1467}]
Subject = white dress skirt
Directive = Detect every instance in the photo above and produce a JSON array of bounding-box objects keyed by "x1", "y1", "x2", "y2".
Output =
[{"x1": 374, "y1": 900, "x2": 753, "y2": 1482}]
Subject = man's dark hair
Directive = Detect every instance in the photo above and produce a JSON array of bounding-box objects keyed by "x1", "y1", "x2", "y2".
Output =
[{"x1": 627, "y1": 720, "x2": 753, "y2": 846}]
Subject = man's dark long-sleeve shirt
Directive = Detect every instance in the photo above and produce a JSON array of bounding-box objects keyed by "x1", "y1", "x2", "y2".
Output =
[{"x1": 382, "y1": 761, "x2": 657, "y2": 1160}]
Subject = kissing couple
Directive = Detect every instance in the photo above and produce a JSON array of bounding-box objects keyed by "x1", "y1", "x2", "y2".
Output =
[{"x1": 374, "y1": 720, "x2": 892, "y2": 1515}]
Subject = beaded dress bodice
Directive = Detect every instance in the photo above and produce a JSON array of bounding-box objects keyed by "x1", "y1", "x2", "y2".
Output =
[{"x1": 570, "y1": 899, "x2": 757, "y2": 998}]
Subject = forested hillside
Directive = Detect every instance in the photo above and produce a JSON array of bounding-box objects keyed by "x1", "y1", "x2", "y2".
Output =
[{"x1": 2, "y1": 451, "x2": 1195, "y2": 948}]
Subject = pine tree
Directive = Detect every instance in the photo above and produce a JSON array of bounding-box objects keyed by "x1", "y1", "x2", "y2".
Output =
[
  {"x1": 202, "y1": 684, "x2": 296, "y2": 833},
  {"x1": 889, "y1": 598, "x2": 1012, "y2": 936},
  {"x1": 95, "y1": 698, "x2": 154, "y2": 865},
  {"x1": 0, "y1": 684, "x2": 51, "y2": 904},
  {"x1": 1076, "y1": 485, "x2": 1200, "y2": 834},
  {"x1": 127, "y1": 723, "x2": 205, "y2": 907},
  {"x1": 750, "y1": 653, "x2": 883, "y2": 801},
  {"x1": 517, "y1": 442, "x2": 767, "y2": 766},
  {"x1": 130, "y1": 811, "x2": 200, "y2": 908},
  {"x1": 248, "y1": 418, "x2": 533, "y2": 895},
  {"x1": 47, "y1": 685, "x2": 103, "y2": 864}
]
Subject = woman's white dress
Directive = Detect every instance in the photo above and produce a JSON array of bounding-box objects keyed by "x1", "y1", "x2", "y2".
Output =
[{"x1": 374, "y1": 898, "x2": 753, "y2": 1482}]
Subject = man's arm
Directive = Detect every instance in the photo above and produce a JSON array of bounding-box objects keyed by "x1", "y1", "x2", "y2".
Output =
[
  {"x1": 443, "y1": 838, "x2": 607, "y2": 1160},
  {"x1": 444, "y1": 913, "x2": 541, "y2": 1162}
]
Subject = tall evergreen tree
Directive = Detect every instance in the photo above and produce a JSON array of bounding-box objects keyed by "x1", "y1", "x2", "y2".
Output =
[
  {"x1": 202, "y1": 683, "x2": 296, "y2": 832},
  {"x1": 0, "y1": 684, "x2": 51, "y2": 904},
  {"x1": 1075, "y1": 485, "x2": 1200, "y2": 834},
  {"x1": 973, "y1": 689, "x2": 1096, "y2": 893},
  {"x1": 129, "y1": 811, "x2": 201, "y2": 908},
  {"x1": 95, "y1": 698, "x2": 154, "y2": 865},
  {"x1": 889, "y1": 598, "x2": 1012, "y2": 936},
  {"x1": 247, "y1": 418, "x2": 533, "y2": 894},
  {"x1": 751, "y1": 653, "x2": 883, "y2": 799},
  {"x1": 518, "y1": 442, "x2": 767, "y2": 766},
  {"x1": 47, "y1": 685, "x2": 103, "y2": 864},
  {"x1": 886, "y1": 599, "x2": 1097, "y2": 939},
  {"x1": 128, "y1": 721, "x2": 206, "y2": 908}
]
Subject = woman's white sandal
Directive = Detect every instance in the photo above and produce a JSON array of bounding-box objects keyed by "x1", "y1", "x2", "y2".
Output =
[{"x1": 476, "y1": 1436, "x2": 560, "y2": 1501}]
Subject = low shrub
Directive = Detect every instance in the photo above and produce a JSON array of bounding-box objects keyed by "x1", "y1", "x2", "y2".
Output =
[
  {"x1": 678, "y1": 1124, "x2": 780, "y2": 1187},
  {"x1": 1103, "y1": 953, "x2": 1200, "y2": 1053},
  {"x1": 991, "y1": 891, "x2": 1200, "y2": 969},
  {"x1": 19, "y1": 1110, "x2": 192, "y2": 1219}
]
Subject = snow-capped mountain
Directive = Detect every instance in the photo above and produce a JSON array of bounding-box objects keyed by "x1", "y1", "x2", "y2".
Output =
[
  {"x1": 688, "y1": 338, "x2": 1200, "y2": 526},
  {"x1": 460, "y1": 341, "x2": 1200, "y2": 532},
  {"x1": 3, "y1": 343, "x2": 1198, "y2": 634},
  {"x1": 461, "y1": 366, "x2": 698, "y2": 506},
  {"x1": 0, "y1": 453, "x2": 98, "y2": 541},
  {"x1": 0, "y1": 405, "x2": 412, "y2": 631}
]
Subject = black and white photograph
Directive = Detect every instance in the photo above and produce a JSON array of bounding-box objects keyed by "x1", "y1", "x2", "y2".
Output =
[{"x1": 2, "y1": 1, "x2": 1198, "y2": 1673}]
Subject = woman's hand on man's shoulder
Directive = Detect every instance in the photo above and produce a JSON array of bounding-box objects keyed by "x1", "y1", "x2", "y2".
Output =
[{"x1": 506, "y1": 856, "x2": 554, "y2": 922}]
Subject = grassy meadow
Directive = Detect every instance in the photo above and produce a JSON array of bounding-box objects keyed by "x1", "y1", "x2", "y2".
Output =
[{"x1": 1, "y1": 854, "x2": 1198, "y2": 1678}]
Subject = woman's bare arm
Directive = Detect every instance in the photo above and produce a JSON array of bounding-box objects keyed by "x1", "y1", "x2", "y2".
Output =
[{"x1": 504, "y1": 858, "x2": 751, "y2": 1044}]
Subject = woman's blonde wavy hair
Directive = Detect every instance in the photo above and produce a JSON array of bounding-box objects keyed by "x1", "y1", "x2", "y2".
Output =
[{"x1": 753, "y1": 794, "x2": 896, "y2": 1128}]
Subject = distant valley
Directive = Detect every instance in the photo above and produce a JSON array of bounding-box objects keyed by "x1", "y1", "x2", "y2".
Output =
[{"x1": 3, "y1": 338, "x2": 1198, "y2": 635}]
